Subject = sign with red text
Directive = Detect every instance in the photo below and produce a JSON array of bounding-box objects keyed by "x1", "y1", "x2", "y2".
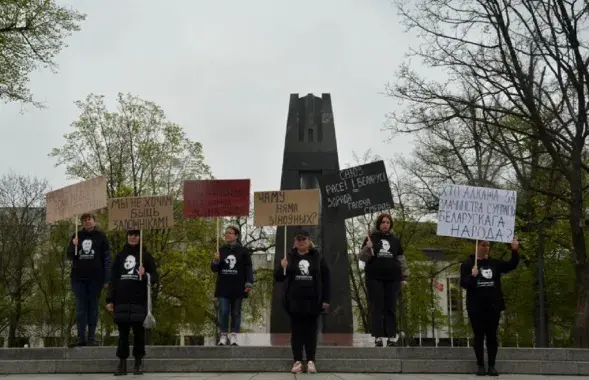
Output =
[
  {"x1": 183, "y1": 179, "x2": 250, "y2": 218},
  {"x1": 108, "y1": 195, "x2": 174, "y2": 231},
  {"x1": 46, "y1": 176, "x2": 107, "y2": 223},
  {"x1": 436, "y1": 184, "x2": 517, "y2": 243},
  {"x1": 253, "y1": 189, "x2": 320, "y2": 227}
]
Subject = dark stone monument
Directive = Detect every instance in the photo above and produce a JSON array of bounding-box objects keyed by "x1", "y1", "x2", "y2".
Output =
[{"x1": 270, "y1": 93, "x2": 354, "y2": 342}]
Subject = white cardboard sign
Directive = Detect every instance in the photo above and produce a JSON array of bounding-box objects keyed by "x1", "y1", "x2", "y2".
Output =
[{"x1": 436, "y1": 184, "x2": 517, "y2": 243}]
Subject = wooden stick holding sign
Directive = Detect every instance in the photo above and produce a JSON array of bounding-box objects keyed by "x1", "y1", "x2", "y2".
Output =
[
  {"x1": 74, "y1": 216, "x2": 79, "y2": 256},
  {"x1": 473, "y1": 239, "x2": 478, "y2": 269},
  {"x1": 216, "y1": 217, "x2": 220, "y2": 253},
  {"x1": 139, "y1": 229, "x2": 143, "y2": 281},
  {"x1": 283, "y1": 226, "x2": 287, "y2": 275}
]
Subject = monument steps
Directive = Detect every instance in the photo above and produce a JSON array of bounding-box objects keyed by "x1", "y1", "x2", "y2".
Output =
[{"x1": 0, "y1": 346, "x2": 587, "y2": 375}]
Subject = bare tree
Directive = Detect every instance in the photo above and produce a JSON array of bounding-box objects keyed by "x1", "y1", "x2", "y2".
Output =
[
  {"x1": 0, "y1": 172, "x2": 48, "y2": 346},
  {"x1": 388, "y1": 0, "x2": 589, "y2": 347}
]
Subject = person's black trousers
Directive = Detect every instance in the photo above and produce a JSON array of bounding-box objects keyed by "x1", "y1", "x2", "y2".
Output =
[
  {"x1": 468, "y1": 309, "x2": 501, "y2": 366},
  {"x1": 290, "y1": 313, "x2": 319, "y2": 362},
  {"x1": 366, "y1": 279, "x2": 400, "y2": 338},
  {"x1": 116, "y1": 322, "x2": 146, "y2": 360}
]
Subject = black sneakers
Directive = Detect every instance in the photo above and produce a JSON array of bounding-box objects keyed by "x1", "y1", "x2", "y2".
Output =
[
  {"x1": 134, "y1": 358, "x2": 144, "y2": 375},
  {"x1": 476, "y1": 365, "x2": 486, "y2": 376},
  {"x1": 487, "y1": 365, "x2": 499, "y2": 376},
  {"x1": 114, "y1": 359, "x2": 127, "y2": 376},
  {"x1": 374, "y1": 338, "x2": 383, "y2": 347}
]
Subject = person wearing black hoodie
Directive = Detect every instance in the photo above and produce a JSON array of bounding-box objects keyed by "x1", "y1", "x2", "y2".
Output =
[
  {"x1": 106, "y1": 230, "x2": 158, "y2": 376},
  {"x1": 460, "y1": 238, "x2": 519, "y2": 377},
  {"x1": 359, "y1": 213, "x2": 408, "y2": 347},
  {"x1": 274, "y1": 229, "x2": 331, "y2": 375},
  {"x1": 66, "y1": 212, "x2": 111, "y2": 347},
  {"x1": 210, "y1": 225, "x2": 254, "y2": 346}
]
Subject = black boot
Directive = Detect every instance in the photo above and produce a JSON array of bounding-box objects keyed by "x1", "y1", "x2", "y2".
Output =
[
  {"x1": 114, "y1": 359, "x2": 127, "y2": 376},
  {"x1": 476, "y1": 364, "x2": 486, "y2": 376},
  {"x1": 487, "y1": 365, "x2": 498, "y2": 376},
  {"x1": 133, "y1": 357, "x2": 144, "y2": 375},
  {"x1": 68, "y1": 338, "x2": 86, "y2": 348}
]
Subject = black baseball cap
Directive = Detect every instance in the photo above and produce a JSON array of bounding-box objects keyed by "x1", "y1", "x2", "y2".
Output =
[{"x1": 294, "y1": 229, "x2": 310, "y2": 238}]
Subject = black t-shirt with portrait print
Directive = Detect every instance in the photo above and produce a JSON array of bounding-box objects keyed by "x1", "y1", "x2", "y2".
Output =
[
  {"x1": 106, "y1": 244, "x2": 157, "y2": 307},
  {"x1": 212, "y1": 243, "x2": 253, "y2": 299},
  {"x1": 361, "y1": 231, "x2": 404, "y2": 282},
  {"x1": 279, "y1": 248, "x2": 331, "y2": 315},
  {"x1": 459, "y1": 251, "x2": 520, "y2": 313},
  {"x1": 67, "y1": 228, "x2": 110, "y2": 281}
]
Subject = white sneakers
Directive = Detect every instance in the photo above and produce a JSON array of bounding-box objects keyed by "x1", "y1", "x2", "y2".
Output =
[
  {"x1": 217, "y1": 333, "x2": 238, "y2": 346},
  {"x1": 217, "y1": 334, "x2": 228, "y2": 346},
  {"x1": 291, "y1": 361, "x2": 317, "y2": 374}
]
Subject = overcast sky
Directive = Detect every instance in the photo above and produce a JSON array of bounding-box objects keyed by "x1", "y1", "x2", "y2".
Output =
[{"x1": 0, "y1": 0, "x2": 418, "y2": 193}]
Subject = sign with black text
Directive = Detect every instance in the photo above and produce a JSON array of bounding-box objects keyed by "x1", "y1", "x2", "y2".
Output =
[
  {"x1": 436, "y1": 184, "x2": 517, "y2": 243},
  {"x1": 318, "y1": 160, "x2": 394, "y2": 219}
]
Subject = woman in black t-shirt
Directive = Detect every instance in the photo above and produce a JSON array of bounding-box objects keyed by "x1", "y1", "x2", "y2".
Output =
[
  {"x1": 460, "y1": 238, "x2": 519, "y2": 377},
  {"x1": 359, "y1": 213, "x2": 408, "y2": 347}
]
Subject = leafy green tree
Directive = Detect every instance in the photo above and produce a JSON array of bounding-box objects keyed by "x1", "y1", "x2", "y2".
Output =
[
  {"x1": 0, "y1": 0, "x2": 85, "y2": 106},
  {"x1": 49, "y1": 93, "x2": 215, "y2": 344}
]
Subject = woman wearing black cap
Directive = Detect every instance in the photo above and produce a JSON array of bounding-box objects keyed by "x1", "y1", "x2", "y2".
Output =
[
  {"x1": 106, "y1": 230, "x2": 158, "y2": 376},
  {"x1": 275, "y1": 229, "x2": 331, "y2": 375},
  {"x1": 359, "y1": 213, "x2": 408, "y2": 347}
]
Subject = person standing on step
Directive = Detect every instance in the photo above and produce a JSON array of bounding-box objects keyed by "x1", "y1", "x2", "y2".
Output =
[
  {"x1": 460, "y1": 238, "x2": 519, "y2": 377},
  {"x1": 67, "y1": 212, "x2": 111, "y2": 347},
  {"x1": 275, "y1": 229, "x2": 331, "y2": 375},
  {"x1": 359, "y1": 213, "x2": 408, "y2": 348},
  {"x1": 211, "y1": 225, "x2": 254, "y2": 346},
  {"x1": 106, "y1": 230, "x2": 158, "y2": 376}
]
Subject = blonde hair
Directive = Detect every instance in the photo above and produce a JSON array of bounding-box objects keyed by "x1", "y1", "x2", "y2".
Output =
[{"x1": 309, "y1": 240, "x2": 315, "y2": 249}]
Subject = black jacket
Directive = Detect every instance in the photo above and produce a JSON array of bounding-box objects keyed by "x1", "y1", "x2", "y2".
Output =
[
  {"x1": 67, "y1": 228, "x2": 111, "y2": 283},
  {"x1": 106, "y1": 244, "x2": 158, "y2": 324},
  {"x1": 460, "y1": 249, "x2": 520, "y2": 313},
  {"x1": 360, "y1": 230, "x2": 407, "y2": 282},
  {"x1": 211, "y1": 242, "x2": 254, "y2": 299},
  {"x1": 274, "y1": 248, "x2": 331, "y2": 316}
]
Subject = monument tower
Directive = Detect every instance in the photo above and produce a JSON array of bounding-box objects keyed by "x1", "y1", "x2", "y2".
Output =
[{"x1": 270, "y1": 93, "x2": 354, "y2": 341}]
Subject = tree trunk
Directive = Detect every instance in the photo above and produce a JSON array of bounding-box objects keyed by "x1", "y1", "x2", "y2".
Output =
[
  {"x1": 569, "y1": 147, "x2": 589, "y2": 348},
  {"x1": 7, "y1": 294, "x2": 22, "y2": 348}
]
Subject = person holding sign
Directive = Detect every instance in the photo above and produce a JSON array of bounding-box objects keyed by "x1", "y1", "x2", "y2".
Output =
[
  {"x1": 460, "y1": 238, "x2": 520, "y2": 377},
  {"x1": 274, "y1": 229, "x2": 331, "y2": 375},
  {"x1": 66, "y1": 213, "x2": 111, "y2": 347},
  {"x1": 211, "y1": 226, "x2": 254, "y2": 346},
  {"x1": 106, "y1": 230, "x2": 158, "y2": 376},
  {"x1": 359, "y1": 213, "x2": 408, "y2": 347}
]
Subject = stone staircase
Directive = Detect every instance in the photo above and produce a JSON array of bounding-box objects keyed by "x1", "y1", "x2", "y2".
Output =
[{"x1": 0, "y1": 346, "x2": 587, "y2": 375}]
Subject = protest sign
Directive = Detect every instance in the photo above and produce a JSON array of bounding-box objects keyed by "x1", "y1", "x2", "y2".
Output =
[
  {"x1": 436, "y1": 184, "x2": 517, "y2": 243},
  {"x1": 183, "y1": 179, "x2": 250, "y2": 218},
  {"x1": 253, "y1": 189, "x2": 320, "y2": 227},
  {"x1": 318, "y1": 160, "x2": 393, "y2": 219},
  {"x1": 108, "y1": 195, "x2": 174, "y2": 231},
  {"x1": 45, "y1": 176, "x2": 107, "y2": 223}
]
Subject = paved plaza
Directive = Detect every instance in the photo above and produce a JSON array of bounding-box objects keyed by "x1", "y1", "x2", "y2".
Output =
[{"x1": 0, "y1": 374, "x2": 587, "y2": 380}]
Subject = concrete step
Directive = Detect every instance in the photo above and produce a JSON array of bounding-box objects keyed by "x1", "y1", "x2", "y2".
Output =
[
  {"x1": 0, "y1": 358, "x2": 588, "y2": 375},
  {"x1": 1, "y1": 346, "x2": 588, "y2": 361}
]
